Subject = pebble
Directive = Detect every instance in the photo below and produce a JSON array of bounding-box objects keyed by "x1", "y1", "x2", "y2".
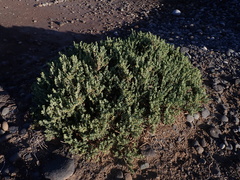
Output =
[
  {"x1": 193, "y1": 140, "x2": 200, "y2": 147},
  {"x1": 186, "y1": 114, "x2": 194, "y2": 123},
  {"x1": 235, "y1": 144, "x2": 240, "y2": 150},
  {"x1": 43, "y1": 155, "x2": 75, "y2": 180},
  {"x1": 196, "y1": 146, "x2": 204, "y2": 154},
  {"x1": 219, "y1": 143, "x2": 225, "y2": 149},
  {"x1": 8, "y1": 126, "x2": 18, "y2": 134},
  {"x1": 193, "y1": 113, "x2": 200, "y2": 120},
  {"x1": 235, "y1": 78, "x2": 240, "y2": 85},
  {"x1": 113, "y1": 31, "x2": 119, "y2": 36},
  {"x1": 200, "y1": 138, "x2": 207, "y2": 147},
  {"x1": 201, "y1": 108, "x2": 210, "y2": 118},
  {"x1": 213, "y1": 84, "x2": 224, "y2": 93},
  {"x1": 140, "y1": 162, "x2": 150, "y2": 170},
  {"x1": 1, "y1": 107, "x2": 10, "y2": 116},
  {"x1": 198, "y1": 158, "x2": 206, "y2": 164},
  {"x1": 202, "y1": 46, "x2": 208, "y2": 51},
  {"x1": 226, "y1": 49, "x2": 235, "y2": 57},
  {"x1": 233, "y1": 127, "x2": 238, "y2": 133},
  {"x1": 172, "y1": 124, "x2": 177, "y2": 131},
  {"x1": 0, "y1": 129, "x2": 5, "y2": 135},
  {"x1": 172, "y1": 9, "x2": 181, "y2": 16},
  {"x1": 233, "y1": 116, "x2": 239, "y2": 125},
  {"x1": 116, "y1": 171, "x2": 124, "y2": 179},
  {"x1": 186, "y1": 121, "x2": 193, "y2": 128},
  {"x1": 24, "y1": 153, "x2": 32, "y2": 161},
  {"x1": 141, "y1": 148, "x2": 156, "y2": 157},
  {"x1": 180, "y1": 47, "x2": 189, "y2": 54},
  {"x1": 20, "y1": 128, "x2": 27, "y2": 135},
  {"x1": 220, "y1": 115, "x2": 228, "y2": 123},
  {"x1": 2, "y1": 121, "x2": 9, "y2": 131},
  {"x1": 125, "y1": 173, "x2": 132, "y2": 180},
  {"x1": 226, "y1": 144, "x2": 233, "y2": 151},
  {"x1": 209, "y1": 127, "x2": 221, "y2": 138}
]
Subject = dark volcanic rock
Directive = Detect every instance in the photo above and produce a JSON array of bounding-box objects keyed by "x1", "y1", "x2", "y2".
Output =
[{"x1": 43, "y1": 154, "x2": 75, "y2": 180}]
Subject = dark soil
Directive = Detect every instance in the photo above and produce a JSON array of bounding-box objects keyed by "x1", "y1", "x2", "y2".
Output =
[{"x1": 0, "y1": 0, "x2": 240, "y2": 179}]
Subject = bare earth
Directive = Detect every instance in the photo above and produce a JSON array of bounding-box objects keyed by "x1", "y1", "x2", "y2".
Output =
[{"x1": 0, "y1": 0, "x2": 240, "y2": 180}]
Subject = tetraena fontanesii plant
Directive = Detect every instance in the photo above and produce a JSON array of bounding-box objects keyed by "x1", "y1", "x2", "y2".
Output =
[{"x1": 32, "y1": 31, "x2": 208, "y2": 165}]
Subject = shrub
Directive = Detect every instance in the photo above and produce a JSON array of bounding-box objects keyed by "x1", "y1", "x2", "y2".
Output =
[{"x1": 31, "y1": 31, "x2": 208, "y2": 165}]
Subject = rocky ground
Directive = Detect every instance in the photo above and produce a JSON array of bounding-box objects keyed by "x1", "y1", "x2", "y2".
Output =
[{"x1": 0, "y1": 0, "x2": 240, "y2": 179}]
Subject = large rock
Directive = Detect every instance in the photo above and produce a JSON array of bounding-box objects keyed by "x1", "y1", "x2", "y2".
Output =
[{"x1": 43, "y1": 154, "x2": 75, "y2": 180}]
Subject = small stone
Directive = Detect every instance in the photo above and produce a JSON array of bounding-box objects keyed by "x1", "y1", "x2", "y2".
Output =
[
  {"x1": 125, "y1": 173, "x2": 132, "y2": 180},
  {"x1": 201, "y1": 108, "x2": 210, "y2": 118},
  {"x1": 221, "y1": 115, "x2": 228, "y2": 123},
  {"x1": 180, "y1": 47, "x2": 189, "y2": 54},
  {"x1": 2, "y1": 121, "x2": 9, "y2": 131},
  {"x1": 235, "y1": 144, "x2": 240, "y2": 150},
  {"x1": 141, "y1": 148, "x2": 156, "y2": 157},
  {"x1": 43, "y1": 155, "x2": 75, "y2": 180},
  {"x1": 20, "y1": 128, "x2": 27, "y2": 135},
  {"x1": 8, "y1": 126, "x2": 18, "y2": 134},
  {"x1": 113, "y1": 31, "x2": 119, "y2": 36},
  {"x1": 213, "y1": 77, "x2": 221, "y2": 85},
  {"x1": 1, "y1": 107, "x2": 10, "y2": 116},
  {"x1": 226, "y1": 49, "x2": 234, "y2": 56},
  {"x1": 186, "y1": 121, "x2": 193, "y2": 128},
  {"x1": 226, "y1": 144, "x2": 233, "y2": 151},
  {"x1": 202, "y1": 46, "x2": 208, "y2": 51},
  {"x1": 140, "y1": 162, "x2": 149, "y2": 170},
  {"x1": 116, "y1": 171, "x2": 124, "y2": 179},
  {"x1": 233, "y1": 116, "x2": 239, "y2": 125},
  {"x1": 209, "y1": 127, "x2": 221, "y2": 138},
  {"x1": 193, "y1": 113, "x2": 200, "y2": 120},
  {"x1": 196, "y1": 146, "x2": 204, "y2": 154},
  {"x1": 193, "y1": 140, "x2": 200, "y2": 147},
  {"x1": 0, "y1": 129, "x2": 5, "y2": 135},
  {"x1": 177, "y1": 137, "x2": 183, "y2": 142},
  {"x1": 233, "y1": 127, "x2": 238, "y2": 133},
  {"x1": 219, "y1": 143, "x2": 225, "y2": 149},
  {"x1": 172, "y1": 9, "x2": 181, "y2": 16},
  {"x1": 186, "y1": 114, "x2": 194, "y2": 123},
  {"x1": 213, "y1": 84, "x2": 224, "y2": 93},
  {"x1": 199, "y1": 158, "x2": 206, "y2": 164},
  {"x1": 172, "y1": 124, "x2": 177, "y2": 131},
  {"x1": 235, "y1": 79, "x2": 240, "y2": 85},
  {"x1": 24, "y1": 153, "x2": 32, "y2": 161},
  {"x1": 200, "y1": 138, "x2": 207, "y2": 147}
]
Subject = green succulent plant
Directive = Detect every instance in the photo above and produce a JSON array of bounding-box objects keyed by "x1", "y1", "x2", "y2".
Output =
[{"x1": 31, "y1": 31, "x2": 208, "y2": 165}]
